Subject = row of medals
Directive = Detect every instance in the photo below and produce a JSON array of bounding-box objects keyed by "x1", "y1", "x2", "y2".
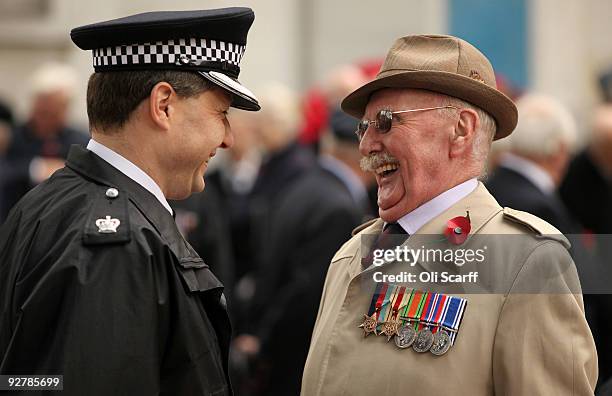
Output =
[{"x1": 360, "y1": 314, "x2": 452, "y2": 356}]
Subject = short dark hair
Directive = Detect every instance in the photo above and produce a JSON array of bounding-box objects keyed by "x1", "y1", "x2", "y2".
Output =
[{"x1": 86, "y1": 70, "x2": 211, "y2": 132}]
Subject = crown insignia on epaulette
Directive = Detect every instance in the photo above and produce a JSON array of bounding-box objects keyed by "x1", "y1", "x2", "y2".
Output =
[{"x1": 96, "y1": 215, "x2": 121, "y2": 233}]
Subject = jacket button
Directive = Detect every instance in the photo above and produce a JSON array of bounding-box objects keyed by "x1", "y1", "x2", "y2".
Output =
[{"x1": 105, "y1": 188, "x2": 119, "y2": 198}]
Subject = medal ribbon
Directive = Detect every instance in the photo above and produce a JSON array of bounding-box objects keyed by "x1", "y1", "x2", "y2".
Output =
[
  {"x1": 378, "y1": 284, "x2": 398, "y2": 324},
  {"x1": 428, "y1": 294, "x2": 449, "y2": 333},
  {"x1": 399, "y1": 289, "x2": 416, "y2": 325},
  {"x1": 410, "y1": 291, "x2": 428, "y2": 330},
  {"x1": 418, "y1": 292, "x2": 436, "y2": 330},
  {"x1": 367, "y1": 282, "x2": 388, "y2": 319},
  {"x1": 439, "y1": 295, "x2": 468, "y2": 345},
  {"x1": 390, "y1": 286, "x2": 406, "y2": 319}
]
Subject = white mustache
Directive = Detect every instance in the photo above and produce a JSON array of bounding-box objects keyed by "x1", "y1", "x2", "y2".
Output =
[{"x1": 360, "y1": 152, "x2": 400, "y2": 172}]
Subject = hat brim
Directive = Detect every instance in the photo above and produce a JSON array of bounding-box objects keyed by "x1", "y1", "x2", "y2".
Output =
[
  {"x1": 198, "y1": 71, "x2": 260, "y2": 111},
  {"x1": 341, "y1": 70, "x2": 517, "y2": 140}
]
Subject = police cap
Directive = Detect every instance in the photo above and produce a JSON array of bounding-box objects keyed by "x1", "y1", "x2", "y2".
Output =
[{"x1": 71, "y1": 8, "x2": 259, "y2": 111}]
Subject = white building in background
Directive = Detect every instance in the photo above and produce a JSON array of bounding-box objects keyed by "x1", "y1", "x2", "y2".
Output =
[{"x1": 0, "y1": 0, "x2": 610, "y2": 141}]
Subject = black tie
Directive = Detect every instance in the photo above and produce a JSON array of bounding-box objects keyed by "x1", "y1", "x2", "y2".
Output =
[
  {"x1": 362, "y1": 222, "x2": 408, "y2": 268},
  {"x1": 382, "y1": 222, "x2": 407, "y2": 235}
]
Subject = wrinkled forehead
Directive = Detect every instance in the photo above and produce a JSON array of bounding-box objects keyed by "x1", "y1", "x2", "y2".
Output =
[{"x1": 363, "y1": 88, "x2": 446, "y2": 118}]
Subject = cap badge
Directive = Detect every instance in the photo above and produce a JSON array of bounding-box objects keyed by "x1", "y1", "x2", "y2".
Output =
[{"x1": 469, "y1": 70, "x2": 486, "y2": 83}]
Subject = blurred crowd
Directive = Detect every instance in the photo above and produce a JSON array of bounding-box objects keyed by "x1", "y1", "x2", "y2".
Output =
[{"x1": 2, "y1": 60, "x2": 612, "y2": 394}]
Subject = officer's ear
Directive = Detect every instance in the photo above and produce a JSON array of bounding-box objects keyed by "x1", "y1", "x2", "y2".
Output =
[
  {"x1": 149, "y1": 82, "x2": 175, "y2": 130},
  {"x1": 449, "y1": 108, "x2": 478, "y2": 159}
]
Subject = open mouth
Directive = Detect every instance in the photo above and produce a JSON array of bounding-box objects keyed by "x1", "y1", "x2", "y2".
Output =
[{"x1": 375, "y1": 163, "x2": 399, "y2": 177}]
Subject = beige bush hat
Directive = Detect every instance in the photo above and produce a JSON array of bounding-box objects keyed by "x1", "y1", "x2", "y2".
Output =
[{"x1": 341, "y1": 34, "x2": 518, "y2": 140}]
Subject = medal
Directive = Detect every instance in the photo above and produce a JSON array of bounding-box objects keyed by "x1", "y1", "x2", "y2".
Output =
[
  {"x1": 412, "y1": 292, "x2": 437, "y2": 352},
  {"x1": 439, "y1": 295, "x2": 468, "y2": 346},
  {"x1": 395, "y1": 322, "x2": 417, "y2": 348},
  {"x1": 380, "y1": 319, "x2": 401, "y2": 341},
  {"x1": 358, "y1": 313, "x2": 379, "y2": 337},
  {"x1": 430, "y1": 329, "x2": 452, "y2": 355},
  {"x1": 358, "y1": 283, "x2": 388, "y2": 337},
  {"x1": 375, "y1": 284, "x2": 397, "y2": 336},
  {"x1": 397, "y1": 290, "x2": 427, "y2": 349},
  {"x1": 360, "y1": 282, "x2": 467, "y2": 355},
  {"x1": 395, "y1": 289, "x2": 417, "y2": 348},
  {"x1": 413, "y1": 327, "x2": 434, "y2": 352},
  {"x1": 379, "y1": 286, "x2": 406, "y2": 341},
  {"x1": 413, "y1": 292, "x2": 448, "y2": 353}
]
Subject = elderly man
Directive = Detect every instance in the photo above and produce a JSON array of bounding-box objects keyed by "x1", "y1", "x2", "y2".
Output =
[
  {"x1": 0, "y1": 8, "x2": 258, "y2": 395},
  {"x1": 486, "y1": 94, "x2": 578, "y2": 234},
  {"x1": 2, "y1": 63, "x2": 88, "y2": 221},
  {"x1": 301, "y1": 35, "x2": 597, "y2": 395}
]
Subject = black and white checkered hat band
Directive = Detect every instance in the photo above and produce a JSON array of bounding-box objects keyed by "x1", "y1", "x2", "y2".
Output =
[{"x1": 92, "y1": 38, "x2": 246, "y2": 70}]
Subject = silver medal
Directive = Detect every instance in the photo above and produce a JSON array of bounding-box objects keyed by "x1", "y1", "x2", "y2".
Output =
[
  {"x1": 394, "y1": 324, "x2": 417, "y2": 349},
  {"x1": 430, "y1": 330, "x2": 452, "y2": 356},
  {"x1": 412, "y1": 327, "x2": 434, "y2": 353}
]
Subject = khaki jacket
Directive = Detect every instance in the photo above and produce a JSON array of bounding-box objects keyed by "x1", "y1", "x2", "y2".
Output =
[{"x1": 302, "y1": 183, "x2": 597, "y2": 395}]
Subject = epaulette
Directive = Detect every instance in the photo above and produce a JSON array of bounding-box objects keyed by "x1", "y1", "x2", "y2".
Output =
[
  {"x1": 502, "y1": 207, "x2": 570, "y2": 249},
  {"x1": 82, "y1": 186, "x2": 131, "y2": 245},
  {"x1": 352, "y1": 218, "x2": 378, "y2": 236}
]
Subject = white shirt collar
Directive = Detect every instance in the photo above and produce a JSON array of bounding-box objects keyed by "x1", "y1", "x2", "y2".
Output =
[
  {"x1": 499, "y1": 152, "x2": 555, "y2": 195},
  {"x1": 86, "y1": 139, "x2": 173, "y2": 214},
  {"x1": 395, "y1": 178, "x2": 478, "y2": 234}
]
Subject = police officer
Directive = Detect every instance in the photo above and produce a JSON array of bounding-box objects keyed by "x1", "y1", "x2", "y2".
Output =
[
  {"x1": 0, "y1": 8, "x2": 259, "y2": 395},
  {"x1": 301, "y1": 35, "x2": 598, "y2": 395}
]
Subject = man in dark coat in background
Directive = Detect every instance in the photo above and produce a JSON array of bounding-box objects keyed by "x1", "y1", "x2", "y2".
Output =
[
  {"x1": 486, "y1": 93, "x2": 578, "y2": 234},
  {"x1": 1, "y1": 63, "x2": 88, "y2": 222},
  {"x1": 0, "y1": 8, "x2": 260, "y2": 395},
  {"x1": 319, "y1": 108, "x2": 377, "y2": 221},
  {"x1": 561, "y1": 104, "x2": 612, "y2": 234},
  {"x1": 560, "y1": 104, "x2": 612, "y2": 390},
  {"x1": 0, "y1": 100, "x2": 15, "y2": 221},
  {"x1": 233, "y1": 84, "x2": 362, "y2": 396}
]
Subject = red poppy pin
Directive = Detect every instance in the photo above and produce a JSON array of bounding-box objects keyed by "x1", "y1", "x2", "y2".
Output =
[{"x1": 444, "y1": 211, "x2": 471, "y2": 245}]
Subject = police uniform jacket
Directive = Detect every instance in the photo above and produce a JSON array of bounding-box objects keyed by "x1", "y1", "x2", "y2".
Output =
[
  {"x1": 0, "y1": 145, "x2": 232, "y2": 395},
  {"x1": 301, "y1": 183, "x2": 598, "y2": 395}
]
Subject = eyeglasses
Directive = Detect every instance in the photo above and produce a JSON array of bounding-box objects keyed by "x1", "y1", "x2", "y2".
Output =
[{"x1": 355, "y1": 105, "x2": 459, "y2": 140}]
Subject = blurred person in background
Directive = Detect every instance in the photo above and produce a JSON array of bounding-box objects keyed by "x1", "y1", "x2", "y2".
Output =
[
  {"x1": 318, "y1": 64, "x2": 377, "y2": 220},
  {"x1": 486, "y1": 93, "x2": 578, "y2": 234},
  {"x1": 299, "y1": 64, "x2": 371, "y2": 153},
  {"x1": 561, "y1": 104, "x2": 612, "y2": 234},
  {"x1": 485, "y1": 96, "x2": 612, "y2": 391},
  {"x1": 2, "y1": 62, "x2": 87, "y2": 220},
  {"x1": 233, "y1": 83, "x2": 361, "y2": 396},
  {"x1": 0, "y1": 100, "x2": 15, "y2": 222},
  {"x1": 319, "y1": 108, "x2": 377, "y2": 220},
  {"x1": 560, "y1": 104, "x2": 612, "y2": 391}
]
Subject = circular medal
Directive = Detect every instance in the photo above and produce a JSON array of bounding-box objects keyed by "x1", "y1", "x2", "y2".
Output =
[
  {"x1": 430, "y1": 330, "x2": 452, "y2": 356},
  {"x1": 412, "y1": 327, "x2": 434, "y2": 353},
  {"x1": 394, "y1": 324, "x2": 417, "y2": 349}
]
